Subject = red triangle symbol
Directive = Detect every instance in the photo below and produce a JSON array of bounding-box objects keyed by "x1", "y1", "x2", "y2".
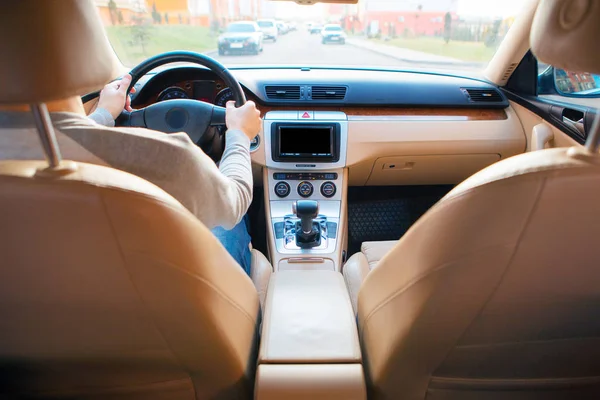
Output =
[{"x1": 302, "y1": 112, "x2": 310, "y2": 118}]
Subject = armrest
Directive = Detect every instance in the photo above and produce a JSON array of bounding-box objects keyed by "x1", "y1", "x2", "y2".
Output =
[{"x1": 259, "y1": 270, "x2": 361, "y2": 363}]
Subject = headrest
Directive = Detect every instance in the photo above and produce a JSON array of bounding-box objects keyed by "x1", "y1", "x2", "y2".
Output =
[
  {"x1": 0, "y1": 0, "x2": 122, "y2": 104},
  {"x1": 531, "y1": 0, "x2": 600, "y2": 74}
]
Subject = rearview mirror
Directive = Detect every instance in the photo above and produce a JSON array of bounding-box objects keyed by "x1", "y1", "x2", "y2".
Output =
[
  {"x1": 554, "y1": 68, "x2": 600, "y2": 97},
  {"x1": 270, "y1": 0, "x2": 358, "y2": 4}
]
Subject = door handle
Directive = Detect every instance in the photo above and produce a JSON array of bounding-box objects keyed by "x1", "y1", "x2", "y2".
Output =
[{"x1": 563, "y1": 116, "x2": 586, "y2": 136}]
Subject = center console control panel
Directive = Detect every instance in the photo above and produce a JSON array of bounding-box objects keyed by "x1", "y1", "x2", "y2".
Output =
[
  {"x1": 273, "y1": 172, "x2": 339, "y2": 199},
  {"x1": 269, "y1": 171, "x2": 343, "y2": 202},
  {"x1": 264, "y1": 111, "x2": 347, "y2": 262}
]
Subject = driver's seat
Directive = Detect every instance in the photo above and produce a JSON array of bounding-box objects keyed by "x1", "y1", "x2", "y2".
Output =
[{"x1": 0, "y1": 1, "x2": 269, "y2": 399}]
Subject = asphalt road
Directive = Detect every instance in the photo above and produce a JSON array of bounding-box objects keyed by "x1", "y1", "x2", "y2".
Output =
[{"x1": 207, "y1": 29, "x2": 410, "y2": 68}]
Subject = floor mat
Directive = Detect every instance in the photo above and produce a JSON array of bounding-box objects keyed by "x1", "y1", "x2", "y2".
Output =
[{"x1": 347, "y1": 185, "x2": 452, "y2": 257}]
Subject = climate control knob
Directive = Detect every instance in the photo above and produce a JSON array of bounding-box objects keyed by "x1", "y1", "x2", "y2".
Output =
[
  {"x1": 297, "y1": 181, "x2": 314, "y2": 198},
  {"x1": 274, "y1": 181, "x2": 291, "y2": 198},
  {"x1": 320, "y1": 181, "x2": 337, "y2": 198}
]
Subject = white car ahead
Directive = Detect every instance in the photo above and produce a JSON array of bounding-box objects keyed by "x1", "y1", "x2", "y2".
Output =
[
  {"x1": 321, "y1": 24, "x2": 346, "y2": 44},
  {"x1": 257, "y1": 19, "x2": 278, "y2": 42}
]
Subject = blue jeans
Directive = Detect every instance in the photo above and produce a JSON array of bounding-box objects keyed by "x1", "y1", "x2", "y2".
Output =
[{"x1": 211, "y1": 215, "x2": 252, "y2": 276}]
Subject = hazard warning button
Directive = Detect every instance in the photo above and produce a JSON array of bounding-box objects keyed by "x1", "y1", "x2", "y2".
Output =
[{"x1": 298, "y1": 111, "x2": 314, "y2": 120}]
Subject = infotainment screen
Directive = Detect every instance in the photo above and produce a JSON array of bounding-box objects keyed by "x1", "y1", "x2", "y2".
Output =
[
  {"x1": 272, "y1": 123, "x2": 340, "y2": 162},
  {"x1": 279, "y1": 127, "x2": 333, "y2": 157}
]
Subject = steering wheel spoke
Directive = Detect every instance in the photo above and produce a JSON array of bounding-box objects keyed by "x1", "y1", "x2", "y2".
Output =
[{"x1": 210, "y1": 106, "x2": 226, "y2": 127}]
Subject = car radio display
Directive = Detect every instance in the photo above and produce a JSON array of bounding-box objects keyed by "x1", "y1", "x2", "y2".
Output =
[{"x1": 278, "y1": 126, "x2": 333, "y2": 157}]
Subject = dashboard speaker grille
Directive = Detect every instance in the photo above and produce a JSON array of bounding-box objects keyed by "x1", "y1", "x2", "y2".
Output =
[
  {"x1": 311, "y1": 86, "x2": 347, "y2": 100},
  {"x1": 265, "y1": 86, "x2": 301, "y2": 100},
  {"x1": 502, "y1": 62, "x2": 518, "y2": 81}
]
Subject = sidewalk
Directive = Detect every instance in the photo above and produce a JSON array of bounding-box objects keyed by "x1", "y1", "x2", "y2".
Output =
[{"x1": 347, "y1": 37, "x2": 479, "y2": 67}]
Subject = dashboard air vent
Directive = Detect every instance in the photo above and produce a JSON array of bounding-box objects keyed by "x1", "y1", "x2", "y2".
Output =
[
  {"x1": 265, "y1": 86, "x2": 301, "y2": 100},
  {"x1": 463, "y1": 88, "x2": 503, "y2": 103},
  {"x1": 311, "y1": 86, "x2": 347, "y2": 100}
]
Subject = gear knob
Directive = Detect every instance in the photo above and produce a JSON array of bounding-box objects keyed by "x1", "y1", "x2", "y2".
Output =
[{"x1": 293, "y1": 200, "x2": 319, "y2": 234}]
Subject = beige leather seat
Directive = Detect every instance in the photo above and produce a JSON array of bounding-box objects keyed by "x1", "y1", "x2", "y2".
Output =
[
  {"x1": 0, "y1": 1, "x2": 271, "y2": 398},
  {"x1": 344, "y1": 241, "x2": 396, "y2": 312},
  {"x1": 344, "y1": 1, "x2": 600, "y2": 398}
]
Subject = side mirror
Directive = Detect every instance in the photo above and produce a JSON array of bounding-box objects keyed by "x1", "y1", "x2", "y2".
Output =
[{"x1": 554, "y1": 68, "x2": 600, "y2": 97}]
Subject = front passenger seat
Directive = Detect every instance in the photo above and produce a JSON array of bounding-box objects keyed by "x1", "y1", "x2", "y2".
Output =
[{"x1": 346, "y1": 1, "x2": 600, "y2": 398}]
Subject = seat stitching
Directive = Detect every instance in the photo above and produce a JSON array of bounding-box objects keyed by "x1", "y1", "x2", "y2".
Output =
[
  {"x1": 360, "y1": 242, "x2": 515, "y2": 333},
  {"x1": 455, "y1": 335, "x2": 600, "y2": 349},
  {"x1": 127, "y1": 250, "x2": 257, "y2": 324},
  {"x1": 32, "y1": 378, "x2": 193, "y2": 398}
]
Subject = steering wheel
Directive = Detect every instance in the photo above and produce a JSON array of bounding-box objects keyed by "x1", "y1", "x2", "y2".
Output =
[{"x1": 118, "y1": 51, "x2": 246, "y2": 158}]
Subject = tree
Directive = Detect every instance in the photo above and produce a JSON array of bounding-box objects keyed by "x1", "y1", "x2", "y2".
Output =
[
  {"x1": 117, "y1": 9, "x2": 124, "y2": 25},
  {"x1": 415, "y1": 4, "x2": 422, "y2": 36},
  {"x1": 151, "y1": 2, "x2": 160, "y2": 24},
  {"x1": 108, "y1": 0, "x2": 117, "y2": 25},
  {"x1": 178, "y1": 14, "x2": 183, "y2": 24},
  {"x1": 164, "y1": 12, "x2": 169, "y2": 24},
  {"x1": 129, "y1": 14, "x2": 151, "y2": 55},
  {"x1": 443, "y1": 12, "x2": 452, "y2": 44},
  {"x1": 485, "y1": 19, "x2": 502, "y2": 48},
  {"x1": 150, "y1": 2, "x2": 159, "y2": 24}
]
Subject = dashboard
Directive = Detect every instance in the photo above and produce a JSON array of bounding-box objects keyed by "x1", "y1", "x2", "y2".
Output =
[{"x1": 125, "y1": 65, "x2": 525, "y2": 187}]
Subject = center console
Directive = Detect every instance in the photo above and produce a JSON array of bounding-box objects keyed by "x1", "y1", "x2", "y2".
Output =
[
  {"x1": 263, "y1": 111, "x2": 348, "y2": 271},
  {"x1": 257, "y1": 113, "x2": 364, "y2": 399}
]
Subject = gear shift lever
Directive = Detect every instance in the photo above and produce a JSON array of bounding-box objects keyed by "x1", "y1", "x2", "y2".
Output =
[
  {"x1": 292, "y1": 200, "x2": 321, "y2": 248},
  {"x1": 293, "y1": 200, "x2": 319, "y2": 234}
]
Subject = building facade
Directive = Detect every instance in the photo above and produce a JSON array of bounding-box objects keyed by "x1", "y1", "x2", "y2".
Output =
[
  {"x1": 148, "y1": 0, "x2": 261, "y2": 27},
  {"x1": 333, "y1": 0, "x2": 459, "y2": 37}
]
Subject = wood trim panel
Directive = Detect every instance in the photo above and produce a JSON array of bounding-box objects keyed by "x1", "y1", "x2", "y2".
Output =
[{"x1": 254, "y1": 104, "x2": 507, "y2": 120}]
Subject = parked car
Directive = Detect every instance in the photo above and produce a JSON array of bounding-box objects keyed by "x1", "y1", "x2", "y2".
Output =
[
  {"x1": 218, "y1": 21, "x2": 263, "y2": 56},
  {"x1": 276, "y1": 21, "x2": 289, "y2": 35},
  {"x1": 256, "y1": 19, "x2": 278, "y2": 42},
  {"x1": 310, "y1": 23, "x2": 323, "y2": 34},
  {"x1": 321, "y1": 24, "x2": 346, "y2": 44}
]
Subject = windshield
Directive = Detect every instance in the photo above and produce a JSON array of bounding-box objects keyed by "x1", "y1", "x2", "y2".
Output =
[
  {"x1": 257, "y1": 21, "x2": 274, "y2": 28},
  {"x1": 227, "y1": 23, "x2": 255, "y2": 33},
  {"x1": 99, "y1": 0, "x2": 524, "y2": 76}
]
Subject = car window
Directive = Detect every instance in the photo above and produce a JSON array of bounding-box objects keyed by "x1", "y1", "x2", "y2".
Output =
[
  {"x1": 325, "y1": 26, "x2": 342, "y2": 31},
  {"x1": 258, "y1": 21, "x2": 273, "y2": 28},
  {"x1": 227, "y1": 24, "x2": 255, "y2": 33}
]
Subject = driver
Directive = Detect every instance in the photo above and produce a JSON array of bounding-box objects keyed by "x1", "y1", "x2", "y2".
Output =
[{"x1": 0, "y1": 73, "x2": 261, "y2": 275}]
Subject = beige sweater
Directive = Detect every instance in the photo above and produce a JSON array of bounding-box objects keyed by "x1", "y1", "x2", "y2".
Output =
[{"x1": 0, "y1": 111, "x2": 253, "y2": 229}]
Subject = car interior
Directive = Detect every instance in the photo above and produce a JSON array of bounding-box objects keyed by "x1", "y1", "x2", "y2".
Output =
[{"x1": 1, "y1": 0, "x2": 600, "y2": 399}]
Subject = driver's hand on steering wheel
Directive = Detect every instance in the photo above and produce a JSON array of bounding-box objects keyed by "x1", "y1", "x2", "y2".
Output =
[
  {"x1": 97, "y1": 73, "x2": 136, "y2": 120},
  {"x1": 225, "y1": 100, "x2": 261, "y2": 140}
]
